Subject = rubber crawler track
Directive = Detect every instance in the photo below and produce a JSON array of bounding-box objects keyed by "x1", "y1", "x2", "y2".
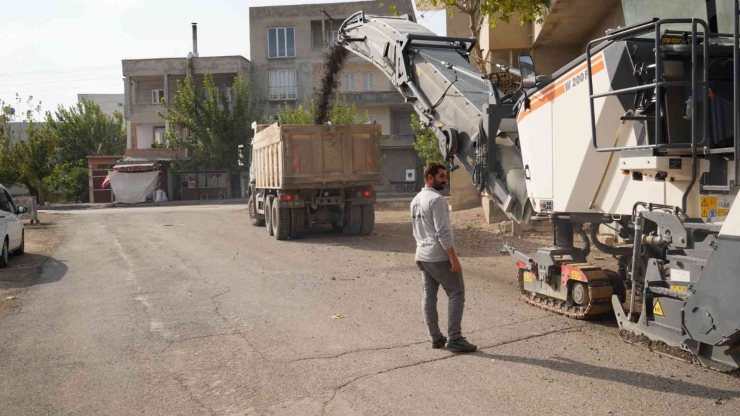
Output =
[{"x1": 517, "y1": 269, "x2": 613, "y2": 320}]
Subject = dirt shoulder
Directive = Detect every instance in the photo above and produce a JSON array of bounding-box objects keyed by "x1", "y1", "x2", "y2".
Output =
[{"x1": 0, "y1": 213, "x2": 64, "y2": 318}]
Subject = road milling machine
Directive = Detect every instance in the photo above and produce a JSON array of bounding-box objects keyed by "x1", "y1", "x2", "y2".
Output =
[{"x1": 336, "y1": 0, "x2": 740, "y2": 372}]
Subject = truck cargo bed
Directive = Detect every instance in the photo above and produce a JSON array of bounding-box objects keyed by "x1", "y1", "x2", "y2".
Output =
[{"x1": 252, "y1": 123, "x2": 382, "y2": 190}]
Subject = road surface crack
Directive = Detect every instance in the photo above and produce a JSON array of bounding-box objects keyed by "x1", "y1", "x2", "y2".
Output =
[
  {"x1": 289, "y1": 315, "x2": 557, "y2": 363},
  {"x1": 320, "y1": 325, "x2": 580, "y2": 414}
]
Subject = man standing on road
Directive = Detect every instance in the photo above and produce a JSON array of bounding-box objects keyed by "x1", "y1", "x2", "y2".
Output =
[{"x1": 411, "y1": 162, "x2": 477, "y2": 353}]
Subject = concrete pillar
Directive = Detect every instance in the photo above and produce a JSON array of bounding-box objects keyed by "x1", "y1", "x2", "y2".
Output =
[
  {"x1": 481, "y1": 195, "x2": 509, "y2": 224},
  {"x1": 124, "y1": 77, "x2": 131, "y2": 118},
  {"x1": 163, "y1": 74, "x2": 169, "y2": 104},
  {"x1": 89, "y1": 166, "x2": 94, "y2": 203},
  {"x1": 126, "y1": 120, "x2": 133, "y2": 150},
  {"x1": 449, "y1": 166, "x2": 480, "y2": 211}
]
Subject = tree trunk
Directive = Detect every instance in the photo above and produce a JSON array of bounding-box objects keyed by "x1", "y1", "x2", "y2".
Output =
[{"x1": 36, "y1": 179, "x2": 44, "y2": 207}]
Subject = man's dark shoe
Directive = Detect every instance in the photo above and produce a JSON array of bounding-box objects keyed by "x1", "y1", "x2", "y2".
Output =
[
  {"x1": 432, "y1": 336, "x2": 447, "y2": 349},
  {"x1": 445, "y1": 337, "x2": 477, "y2": 352}
]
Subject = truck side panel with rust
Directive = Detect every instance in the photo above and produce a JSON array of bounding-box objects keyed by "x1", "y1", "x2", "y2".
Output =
[{"x1": 252, "y1": 123, "x2": 382, "y2": 190}]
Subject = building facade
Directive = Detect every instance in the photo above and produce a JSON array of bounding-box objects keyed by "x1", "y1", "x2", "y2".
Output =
[
  {"x1": 77, "y1": 94, "x2": 125, "y2": 117},
  {"x1": 249, "y1": 0, "x2": 421, "y2": 193},
  {"x1": 445, "y1": 0, "x2": 625, "y2": 75}
]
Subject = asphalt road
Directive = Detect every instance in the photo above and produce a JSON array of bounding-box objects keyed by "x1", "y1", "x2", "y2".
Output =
[{"x1": 1, "y1": 204, "x2": 739, "y2": 415}]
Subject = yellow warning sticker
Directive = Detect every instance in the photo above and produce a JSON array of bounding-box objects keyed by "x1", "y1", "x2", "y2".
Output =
[
  {"x1": 670, "y1": 285, "x2": 687, "y2": 293},
  {"x1": 701, "y1": 196, "x2": 718, "y2": 210},
  {"x1": 718, "y1": 209, "x2": 729, "y2": 217},
  {"x1": 571, "y1": 270, "x2": 583, "y2": 281},
  {"x1": 653, "y1": 299, "x2": 665, "y2": 317},
  {"x1": 523, "y1": 272, "x2": 533, "y2": 282}
]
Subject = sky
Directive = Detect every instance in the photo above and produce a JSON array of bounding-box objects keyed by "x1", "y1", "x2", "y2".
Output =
[{"x1": 0, "y1": 0, "x2": 446, "y2": 120}]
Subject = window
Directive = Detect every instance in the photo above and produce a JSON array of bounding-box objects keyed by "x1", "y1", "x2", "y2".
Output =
[
  {"x1": 326, "y1": 30, "x2": 339, "y2": 44},
  {"x1": 269, "y1": 69, "x2": 297, "y2": 100},
  {"x1": 363, "y1": 72, "x2": 374, "y2": 90},
  {"x1": 0, "y1": 190, "x2": 13, "y2": 213},
  {"x1": 224, "y1": 87, "x2": 234, "y2": 103},
  {"x1": 367, "y1": 115, "x2": 377, "y2": 123},
  {"x1": 398, "y1": 117, "x2": 411, "y2": 135},
  {"x1": 268, "y1": 27, "x2": 295, "y2": 58},
  {"x1": 154, "y1": 127, "x2": 166, "y2": 145},
  {"x1": 343, "y1": 73, "x2": 355, "y2": 91},
  {"x1": 152, "y1": 90, "x2": 165, "y2": 104}
]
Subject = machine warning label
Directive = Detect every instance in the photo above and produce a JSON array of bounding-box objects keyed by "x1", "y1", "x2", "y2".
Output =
[
  {"x1": 523, "y1": 272, "x2": 533, "y2": 282},
  {"x1": 653, "y1": 299, "x2": 665, "y2": 317},
  {"x1": 701, "y1": 196, "x2": 717, "y2": 218}
]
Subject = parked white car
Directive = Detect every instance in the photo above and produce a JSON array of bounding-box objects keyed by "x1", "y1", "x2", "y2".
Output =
[{"x1": 0, "y1": 184, "x2": 27, "y2": 268}]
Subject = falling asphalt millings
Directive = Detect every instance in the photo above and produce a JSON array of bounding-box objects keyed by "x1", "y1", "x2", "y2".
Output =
[{"x1": 314, "y1": 42, "x2": 348, "y2": 125}]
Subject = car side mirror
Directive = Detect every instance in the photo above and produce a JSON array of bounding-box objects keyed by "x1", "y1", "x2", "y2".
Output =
[
  {"x1": 518, "y1": 55, "x2": 537, "y2": 89},
  {"x1": 16, "y1": 206, "x2": 28, "y2": 214}
]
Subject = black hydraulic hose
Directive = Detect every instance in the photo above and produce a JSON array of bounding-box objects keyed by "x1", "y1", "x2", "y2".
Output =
[{"x1": 590, "y1": 223, "x2": 633, "y2": 256}]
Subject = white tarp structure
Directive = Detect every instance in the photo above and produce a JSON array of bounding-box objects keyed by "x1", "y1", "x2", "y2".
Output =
[{"x1": 108, "y1": 170, "x2": 159, "y2": 204}]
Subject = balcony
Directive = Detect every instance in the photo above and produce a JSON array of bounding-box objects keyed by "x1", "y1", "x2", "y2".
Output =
[
  {"x1": 340, "y1": 90, "x2": 404, "y2": 106},
  {"x1": 382, "y1": 134, "x2": 416, "y2": 149},
  {"x1": 269, "y1": 86, "x2": 297, "y2": 101}
]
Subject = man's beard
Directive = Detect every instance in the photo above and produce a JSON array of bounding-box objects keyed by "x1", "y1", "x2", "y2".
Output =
[{"x1": 432, "y1": 180, "x2": 446, "y2": 191}]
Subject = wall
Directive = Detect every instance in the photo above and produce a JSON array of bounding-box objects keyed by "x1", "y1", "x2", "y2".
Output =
[
  {"x1": 379, "y1": 148, "x2": 419, "y2": 193},
  {"x1": 136, "y1": 124, "x2": 155, "y2": 149},
  {"x1": 449, "y1": 165, "x2": 480, "y2": 211},
  {"x1": 357, "y1": 106, "x2": 391, "y2": 135},
  {"x1": 249, "y1": 0, "x2": 414, "y2": 114},
  {"x1": 78, "y1": 94, "x2": 125, "y2": 117}
]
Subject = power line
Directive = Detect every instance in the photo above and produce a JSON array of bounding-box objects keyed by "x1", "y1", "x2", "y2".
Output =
[
  {"x1": 0, "y1": 65, "x2": 120, "y2": 77},
  {"x1": 0, "y1": 76, "x2": 124, "y2": 88}
]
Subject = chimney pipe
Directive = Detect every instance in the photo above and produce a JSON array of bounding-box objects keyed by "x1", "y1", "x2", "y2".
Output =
[{"x1": 192, "y1": 22, "x2": 198, "y2": 57}]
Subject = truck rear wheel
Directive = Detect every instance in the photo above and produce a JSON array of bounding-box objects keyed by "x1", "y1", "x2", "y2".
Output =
[
  {"x1": 272, "y1": 199, "x2": 291, "y2": 241},
  {"x1": 360, "y1": 204, "x2": 375, "y2": 236},
  {"x1": 343, "y1": 205, "x2": 362, "y2": 236},
  {"x1": 249, "y1": 196, "x2": 265, "y2": 227},
  {"x1": 266, "y1": 195, "x2": 275, "y2": 236},
  {"x1": 290, "y1": 208, "x2": 304, "y2": 239}
]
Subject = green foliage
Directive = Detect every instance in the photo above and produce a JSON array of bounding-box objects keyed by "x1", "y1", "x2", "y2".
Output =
[
  {"x1": 11, "y1": 122, "x2": 57, "y2": 205},
  {"x1": 411, "y1": 114, "x2": 443, "y2": 164},
  {"x1": 279, "y1": 100, "x2": 317, "y2": 124},
  {"x1": 276, "y1": 93, "x2": 368, "y2": 125},
  {"x1": 45, "y1": 99, "x2": 126, "y2": 167},
  {"x1": 46, "y1": 164, "x2": 90, "y2": 203},
  {"x1": 160, "y1": 74, "x2": 264, "y2": 171}
]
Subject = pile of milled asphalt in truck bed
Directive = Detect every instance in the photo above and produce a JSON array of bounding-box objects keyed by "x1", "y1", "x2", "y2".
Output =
[{"x1": 314, "y1": 43, "x2": 348, "y2": 124}]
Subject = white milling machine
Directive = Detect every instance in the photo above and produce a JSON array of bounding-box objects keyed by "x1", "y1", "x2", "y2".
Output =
[{"x1": 337, "y1": 0, "x2": 740, "y2": 372}]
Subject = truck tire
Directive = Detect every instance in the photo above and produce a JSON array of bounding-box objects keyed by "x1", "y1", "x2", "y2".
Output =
[
  {"x1": 290, "y1": 208, "x2": 304, "y2": 239},
  {"x1": 360, "y1": 204, "x2": 375, "y2": 236},
  {"x1": 343, "y1": 204, "x2": 362, "y2": 236},
  {"x1": 272, "y1": 199, "x2": 291, "y2": 241},
  {"x1": 266, "y1": 195, "x2": 275, "y2": 236},
  {"x1": 249, "y1": 196, "x2": 265, "y2": 227}
]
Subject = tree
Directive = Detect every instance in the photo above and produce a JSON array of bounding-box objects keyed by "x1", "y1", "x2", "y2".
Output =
[
  {"x1": 46, "y1": 99, "x2": 126, "y2": 165},
  {"x1": 411, "y1": 114, "x2": 443, "y2": 164},
  {"x1": 276, "y1": 93, "x2": 368, "y2": 125},
  {"x1": 417, "y1": 0, "x2": 549, "y2": 73},
  {"x1": 43, "y1": 99, "x2": 125, "y2": 203},
  {"x1": 13, "y1": 122, "x2": 57, "y2": 205},
  {"x1": 160, "y1": 74, "x2": 264, "y2": 171}
]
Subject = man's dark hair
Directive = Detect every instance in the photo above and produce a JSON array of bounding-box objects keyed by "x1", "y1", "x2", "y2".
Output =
[{"x1": 424, "y1": 162, "x2": 447, "y2": 179}]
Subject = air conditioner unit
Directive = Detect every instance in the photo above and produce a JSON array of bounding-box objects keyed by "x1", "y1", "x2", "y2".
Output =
[{"x1": 406, "y1": 169, "x2": 416, "y2": 182}]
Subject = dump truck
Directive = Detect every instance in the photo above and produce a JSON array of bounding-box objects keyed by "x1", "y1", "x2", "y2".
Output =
[
  {"x1": 243, "y1": 122, "x2": 382, "y2": 240},
  {"x1": 338, "y1": 0, "x2": 740, "y2": 372}
]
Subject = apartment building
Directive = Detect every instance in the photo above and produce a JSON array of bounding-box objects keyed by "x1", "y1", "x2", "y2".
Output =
[
  {"x1": 249, "y1": 0, "x2": 421, "y2": 193},
  {"x1": 116, "y1": 24, "x2": 252, "y2": 201},
  {"x1": 77, "y1": 94, "x2": 125, "y2": 117}
]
